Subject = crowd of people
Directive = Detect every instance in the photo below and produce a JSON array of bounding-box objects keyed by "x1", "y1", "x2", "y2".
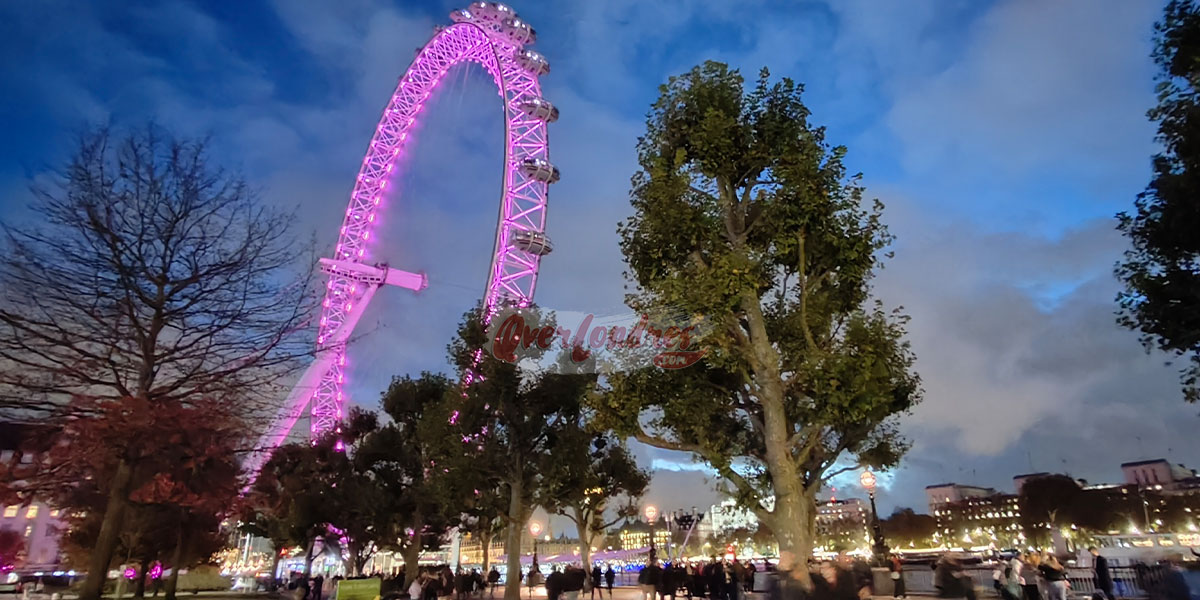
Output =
[
  {"x1": 404, "y1": 565, "x2": 493, "y2": 600},
  {"x1": 631, "y1": 557, "x2": 762, "y2": 600},
  {"x1": 275, "y1": 545, "x2": 1198, "y2": 600}
]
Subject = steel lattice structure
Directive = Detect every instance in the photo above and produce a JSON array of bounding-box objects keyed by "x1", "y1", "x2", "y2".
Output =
[{"x1": 245, "y1": 3, "x2": 558, "y2": 482}]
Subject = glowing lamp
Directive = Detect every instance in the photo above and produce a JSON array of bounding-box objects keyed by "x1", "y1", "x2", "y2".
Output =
[
  {"x1": 529, "y1": 521, "x2": 542, "y2": 537},
  {"x1": 859, "y1": 470, "x2": 877, "y2": 491},
  {"x1": 644, "y1": 505, "x2": 658, "y2": 522}
]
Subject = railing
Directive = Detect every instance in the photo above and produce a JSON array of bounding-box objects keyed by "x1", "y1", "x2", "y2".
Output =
[{"x1": 894, "y1": 565, "x2": 1174, "y2": 599}]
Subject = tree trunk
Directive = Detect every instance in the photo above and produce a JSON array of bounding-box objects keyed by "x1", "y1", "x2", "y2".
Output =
[
  {"x1": 342, "y1": 540, "x2": 357, "y2": 577},
  {"x1": 79, "y1": 458, "x2": 135, "y2": 600},
  {"x1": 480, "y1": 530, "x2": 492, "y2": 574},
  {"x1": 164, "y1": 520, "x2": 186, "y2": 600},
  {"x1": 402, "y1": 511, "x2": 424, "y2": 588},
  {"x1": 303, "y1": 536, "x2": 315, "y2": 578},
  {"x1": 134, "y1": 558, "x2": 149, "y2": 599},
  {"x1": 740, "y1": 291, "x2": 817, "y2": 587},
  {"x1": 503, "y1": 478, "x2": 528, "y2": 600},
  {"x1": 764, "y1": 488, "x2": 816, "y2": 588},
  {"x1": 270, "y1": 543, "x2": 283, "y2": 590},
  {"x1": 572, "y1": 507, "x2": 592, "y2": 592}
]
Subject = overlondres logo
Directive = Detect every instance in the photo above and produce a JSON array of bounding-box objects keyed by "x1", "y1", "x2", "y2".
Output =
[{"x1": 483, "y1": 307, "x2": 711, "y2": 370}]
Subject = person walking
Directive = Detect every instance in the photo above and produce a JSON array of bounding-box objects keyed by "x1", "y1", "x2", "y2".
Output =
[
  {"x1": 889, "y1": 554, "x2": 906, "y2": 600},
  {"x1": 812, "y1": 559, "x2": 865, "y2": 600},
  {"x1": 1021, "y1": 553, "x2": 1043, "y2": 600},
  {"x1": 409, "y1": 573, "x2": 425, "y2": 600},
  {"x1": 640, "y1": 559, "x2": 663, "y2": 600},
  {"x1": 935, "y1": 555, "x2": 976, "y2": 600},
  {"x1": 563, "y1": 565, "x2": 587, "y2": 600},
  {"x1": 1088, "y1": 547, "x2": 1114, "y2": 600},
  {"x1": 547, "y1": 567, "x2": 565, "y2": 600},
  {"x1": 591, "y1": 565, "x2": 604, "y2": 600},
  {"x1": 708, "y1": 560, "x2": 726, "y2": 600},
  {"x1": 660, "y1": 563, "x2": 676, "y2": 600},
  {"x1": 312, "y1": 575, "x2": 325, "y2": 600},
  {"x1": 764, "y1": 552, "x2": 808, "y2": 600},
  {"x1": 1037, "y1": 555, "x2": 1067, "y2": 600},
  {"x1": 605, "y1": 566, "x2": 616, "y2": 599},
  {"x1": 487, "y1": 568, "x2": 500, "y2": 600}
]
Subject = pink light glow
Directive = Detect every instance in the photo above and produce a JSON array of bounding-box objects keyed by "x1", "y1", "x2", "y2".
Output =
[
  {"x1": 150, "y1": 563, "x2": 163, "y2": 579},
  {"x1": 124, "y1": 568, "x2": 137, "y2": 580}
]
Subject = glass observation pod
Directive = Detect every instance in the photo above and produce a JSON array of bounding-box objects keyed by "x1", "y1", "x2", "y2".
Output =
[
  {"x1": 515, "y1": 49, "x2": 549, "y2": 75},
  {"x1": 468, "y1": 2, "x2": 513, "y2": 23},
  {"x1": 509, "y1": 230, "x2": 554, "y2": 256},
  {"x1": 519, "y1": 98, "x2": 559, "y2": 122},
  {"x1": 450, "y1": 8, "x2": 473, "y2": 23},
  {"x1": 520, "y1": 157, "x2": 560, "y2": 183},
  {"x1": 501, "y1": 18, "x2": 536, "y2": 45}
]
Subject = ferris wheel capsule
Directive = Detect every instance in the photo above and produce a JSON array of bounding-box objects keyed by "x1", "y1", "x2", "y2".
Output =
[
  {"x1": 515, "y1": 49, "x2": 549, "y2": 75},
  {"x1": 520, "y1": 157, "x2": 560, "y2": 184},
  {"x1": 501, "y1": 17, "x2": 536, "y2": 45},
  {"x1": 509, "y1": 230, "x2": 554, "y2": 256},
  {"x1": 519, "y1": 97, "x2": 558, "y2": 122},
  {"x1": 450, "y1": 8, "x2": 473, "y2": 22}
]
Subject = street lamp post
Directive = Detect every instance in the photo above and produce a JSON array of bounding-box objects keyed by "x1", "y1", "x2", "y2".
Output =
[
  {"x1": 665, "y1": 512, "x2": 676, "y2": 564},
  {"x1": 860, "y1": 469, "x2": 889, "y2": 564},
  {"x1": 644, "y1": 505, "x2": 659, "y2": 564},
  {"x1": 529, "y1": 521, "x2": 542, "y2": 599}
]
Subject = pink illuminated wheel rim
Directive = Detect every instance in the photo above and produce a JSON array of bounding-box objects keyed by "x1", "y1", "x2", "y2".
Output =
[{"x1": 306, "y1": 6, "x2": 558, "y2": 439}]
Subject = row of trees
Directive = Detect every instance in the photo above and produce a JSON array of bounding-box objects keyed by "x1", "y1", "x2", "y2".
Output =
[
  {"x1": 1, "y1": 53, "x2": 924, "y2": 599},
  {"x1": 242, "y1": 310, "x2": 650, "y2": 599},
  {"x1": 1018, "y1": 475, "x2": 1200, "y2": 545}
]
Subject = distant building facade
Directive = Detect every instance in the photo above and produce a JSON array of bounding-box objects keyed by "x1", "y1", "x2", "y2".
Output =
[
  {"x1": 1, "y1": 423, "x2": 65, "y2": 571},
  {"x1": 615, "y1": 520, "x2": 670, "y2": 551},
  {"x1": 707, "y1": 499, "x2": 759, "y2": 534},
  {"x1": 815, "y1": 498, "x2": 868, "y2": 552},
  {"x1": 1121, "y1": 460, "x2": 1200, "y2": 492},
  {"x1": 925, "y1": 483, "x2": 998, "y2": 510}
]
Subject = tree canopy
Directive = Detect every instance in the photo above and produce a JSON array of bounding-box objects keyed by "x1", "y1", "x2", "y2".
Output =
[
  {"x1": 449, "y1": 308, "x2": 597, "y2": 600},
  {"x1": 880, "y1": 508, "x2": 937, "y2": 548},
  {"x1": 598, "y1": 61, "x2": 920, "y2": 567},
  {"x1": 1117, "y1": 0, "x2": 1200, "y2": 402}
]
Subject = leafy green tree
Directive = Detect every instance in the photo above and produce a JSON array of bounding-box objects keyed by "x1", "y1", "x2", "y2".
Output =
[
  {"x1": 449, "y1": 309, "x2": 595, "y2": 600},
  {"x1": 599, "y1": 61, "x2": 920, "y2": 573},
  {"x1": 880, "y1": 508, "x2": 936, "y2": 548},
  {"x1": 358, "y1": 374, "x2": 466, "y2": 586},
  {"x1": 247, "y1": 435, "x2": 349, "y2": 578},
  {"x1": 459, "y1": 480, "x2": 509, "y2": 574},
  {"x1": 1019, "y1": 475, "x2": 1084, "y2": 546},
  {"x1": 1117, "y1": 0, "x2": 1200, "y2": 403},
  {"x1": 542, "y1": 430, "x2": 649, "y2": 577}
]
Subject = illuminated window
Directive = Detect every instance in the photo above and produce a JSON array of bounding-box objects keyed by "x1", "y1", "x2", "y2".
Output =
[
  {"x1": 24, "y1": 525, "x2": 33, "y2": 537},
  {"x1": 3, "y1": 506, "x2": 16, "y2": 518},
  {"x1": 49, "y1": 509, "x2": 59, "y2": 517},
  {"x1": 25, "y1": 505, "x2": 38, "y2": 519}
]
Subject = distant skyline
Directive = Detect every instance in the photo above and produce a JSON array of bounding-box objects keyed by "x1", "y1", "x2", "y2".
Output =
[{"x1": 2, "y1": 0, "x2": 1197, "y2": 518}]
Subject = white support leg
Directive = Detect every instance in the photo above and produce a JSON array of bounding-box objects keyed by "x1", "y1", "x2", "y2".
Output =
[{"x1": 244, "y1": 261, "x2": 425, "y2": 487}]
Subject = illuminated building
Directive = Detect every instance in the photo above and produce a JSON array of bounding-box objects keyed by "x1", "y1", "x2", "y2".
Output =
[
  {"x1": 0, "y1": 422, "x2": 65, "y2": 571},
  {"x1": 815, "y1": 499, "x2": 868, "y2": 552},
  {"x1": 615, "y1": 520, "x2": 670, "y2": 550}
]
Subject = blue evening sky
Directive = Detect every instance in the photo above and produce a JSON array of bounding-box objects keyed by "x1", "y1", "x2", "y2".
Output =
[{"x1": 2, "y1": 0, "x2": 1195, "y2": 520}]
